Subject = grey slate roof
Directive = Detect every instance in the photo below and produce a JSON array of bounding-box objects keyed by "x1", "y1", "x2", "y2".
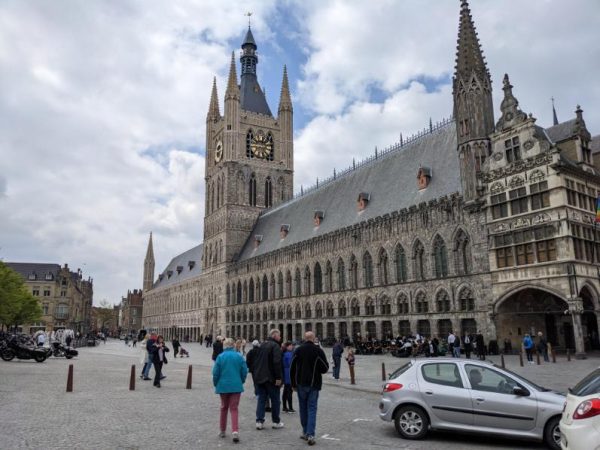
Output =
[
  {"x1": 237, "y1": 123, "x2": 459, "y2": 261},
  {"x1": 5, "y1": 262, "x2": 61, "y2": 281},
  {"x1": 153, "y1": 244, "x2": 203, "y2": 289},
  {"x1": 591, "y1": 135, "x2": 600, "y2": 154},
  {"x1": 545, "y1": 119, "x2": 576, "y2": 143},
  {"x1": 240, "y1": 75, "x2": 272, "y2": 116},
  {"x1": 243, "y1": 28, "x2": 256, "y2": 48}
]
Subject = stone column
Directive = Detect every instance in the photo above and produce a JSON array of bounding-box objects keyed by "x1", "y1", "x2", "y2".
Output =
[
  {"x1": 570, "y1": 298, "x2": 586, "y2": 359},
  {"x1": 334, "y1": 321, "x2": 340, "y2": 340}
]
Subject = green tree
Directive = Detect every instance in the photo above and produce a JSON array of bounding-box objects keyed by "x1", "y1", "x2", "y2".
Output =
[
  {"x1": 95, "y1": 299, "x2": 115, "y2": 331},
  {"x1": 0, "y1": 262, "x2": 42, "y2": 330}
]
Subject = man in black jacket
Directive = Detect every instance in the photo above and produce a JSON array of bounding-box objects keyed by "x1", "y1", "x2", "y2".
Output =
[
  {"x1": 290, "y1": 331, "x2": 329, "y2": 446},
  {"x1": 211, "y1": 335, "x2": 223, "y2": 361},
  {"x1": 252, "y1": 329, "x2": 284, "y2": 430}
]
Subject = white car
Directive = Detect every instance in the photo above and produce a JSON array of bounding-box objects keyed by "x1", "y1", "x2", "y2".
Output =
[{"x1": 560, "y1": 367, "x2": 600, "y2": 450}]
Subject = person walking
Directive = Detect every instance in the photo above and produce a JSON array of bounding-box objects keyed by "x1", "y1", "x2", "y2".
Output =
[
  {"x1": 141, "y1": 332, "x2": 156, "y2": 380},
  {"x1": 447, "y1": 331, "x2": 456, "y2": 356},
  {"x1": 475, "y1": 331, "x2": 485, "y2": 360},
  {"x1": 331, "y1": 340, "x2": 343, "y2": 380},
  {"x1": 213, "y1": 338, "x2": 248, "y2": 443},
  {"x1": 290, "y1": 331, "x2": 329, "y2": 446},
  {"x1": 523, "y1": 334, "x2": 534, "y2": 364},
  {"x1": 252, "y1": 329, "x2": 284, "y2": 430},
  {"x1": 463, "y1": 333, "x2": 473, "y2": 359},
  {"x1": 172, "y1": 336, "x2": 180, "y2": 358},
  {"x1": 212, "y1": 336, "x2": 224, "y2": 361},
  {"x1": 281, "y1": 342, "x2": 295, "y2": 413},
  {"x1": 151, "y1": 335, "x2": 169, "y2": 387},
  {"x1": 537, "y1": 331, "x2": 549, "y2": 362},
  {"x1": 453, "y1": 334, "x2": 461, "y2": 358}
]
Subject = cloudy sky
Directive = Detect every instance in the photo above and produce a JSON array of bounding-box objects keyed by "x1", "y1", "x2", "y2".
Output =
[{"x1": 1, "y1": 0, "x2": 599, "y2": 305}]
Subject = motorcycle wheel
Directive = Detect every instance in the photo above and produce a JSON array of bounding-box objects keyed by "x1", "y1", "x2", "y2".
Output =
[
  {"x1": 65, "y1": 355, "x2": 73, "y2": 359},
  {"x1": 34, "y1": 353, "x2": 47, "y2": 363},
  {"x1": 1, "y1": 350, "x2": 15, "y2": 361}
]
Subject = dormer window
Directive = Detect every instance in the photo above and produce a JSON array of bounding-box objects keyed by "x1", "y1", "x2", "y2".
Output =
[
  {"x1": 158, "y1": 274, "x2": 164, "y2": 281},
  {"x1": 45, "y1": 273, "x2": 53, "y2": 281},
  {"x1": 582, "y1": 139, "x2": 592, "y2": 164},
  {"x1": 417, "y1": 167, "x2": 432, "y2": 190},
  {"x1": 28, "y1": 273, "x2": 37, "y2": 281},
  {"x1": 357, "y1": 193, "x2": 370, "y2": 211},
  {"x1": 505, "y1": 136, "x2": 521, "y2": 163},
  {"x1": 280, "y1": 224, "x2": 290, "y2": 239},
  {"x1": 313, "y1": 211, "x2": 324, "y2": 226},
  {"x1": 176, "y1": 265, "x2": 183, "y2": 274},
  {"x1": 167, "y1": 270, "x2": 173, "y2": 279},
  {"x1": 254, "y1": 235, "x2": 263, "y2": 248},
  {"x1": 188, "y1": 261, "x2": 195, "y2": 270}
]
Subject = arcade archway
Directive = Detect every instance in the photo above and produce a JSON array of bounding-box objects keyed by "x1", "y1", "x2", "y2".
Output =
[{"x1": 581, "y1": 286, "x2": 600, "y2": 350}]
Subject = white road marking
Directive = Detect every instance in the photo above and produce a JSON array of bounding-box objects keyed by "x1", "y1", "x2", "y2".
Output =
[
  {"x1": 352, "y1": 418, "x2": 373, "y2": 422},
  {"x1": 321, "y1": 434, "x2": 341, "y2": 441}
]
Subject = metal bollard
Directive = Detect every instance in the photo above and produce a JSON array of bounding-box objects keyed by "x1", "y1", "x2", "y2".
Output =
[
  {"x1": 551, "y1": 348, "x2": 556, "y2": 363},
  {"x1": 381, "y1": 362, "x2": 386, "y2": 382},
  {"x1": 129, "y1": 365, "x2": 136, "y2": 391},
  {"x1": 536, "y1": 351, "x2": 541, "y2": 365},
  {"x1": 349, "y1": 365, "x2": 356, "y2": 385},
  {"x1": 567, "y1": 348, "x2": 571, "y2": 361},
  {"x1": 186, "y1": 365, "x2": 193, "y2": 389},
  {"x1": 66, "y1": 364, "x2": 74, "y2": 392},
  {"x1": 519, "y1": 352, "x2": 524, "y2": 367},
  {"x1": 500, "y1": 353, "x2": 505, "y2": 369}
]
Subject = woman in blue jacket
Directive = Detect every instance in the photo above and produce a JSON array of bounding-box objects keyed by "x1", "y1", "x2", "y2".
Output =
[
  {"x1": 522, "y1": 334, "x2": 534, "y2": 364},
  {"x1": 213, "y1": 337, "x2": 248, "y2": 443},
  {"x1": 281, "y1": 342, "x2": 295, "y2": 413}
]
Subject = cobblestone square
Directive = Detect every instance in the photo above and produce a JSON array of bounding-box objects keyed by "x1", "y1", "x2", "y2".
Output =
[{"x1": 2, "y1": 340, "x2": 598, "y2": 450}]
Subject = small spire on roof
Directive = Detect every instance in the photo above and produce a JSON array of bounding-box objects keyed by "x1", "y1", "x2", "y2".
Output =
[
  {"x1": 207, "y1": 76, "x2": 220, "y2": 119},
  {"x1": 225, "y1": 52, "x2": 239, "y2": 100},
  {"x1": 551, "y1": 97, "x2": 559, "y2": 126},
  {"x1": 278, "y1": 65, "x2": 292, "y2": 112}
]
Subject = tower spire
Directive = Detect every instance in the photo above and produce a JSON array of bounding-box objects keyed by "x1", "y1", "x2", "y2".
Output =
[
  {"x1": 143, "y1": 232, "x2": 155, "y2": 292},
  {"x1": 207, "y1": 76, "x2": 220, "y2": 119},
  {"x1": 552, "y1": 97, "x2": 559, "y2": 126},
  {"x1": 278, "y1": 65, "x2": 292, "y2": 112},
  {"x1": 455, "y1": 0, "x2": 489, "y2": 81},
  {"x1": 225, "y1": 52, "x2": 239, "y2": 100}
]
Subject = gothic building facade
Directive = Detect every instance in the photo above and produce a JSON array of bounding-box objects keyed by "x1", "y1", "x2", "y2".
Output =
[{"x1": 142, "y1": 1, "x2": 600, "y2": 356}]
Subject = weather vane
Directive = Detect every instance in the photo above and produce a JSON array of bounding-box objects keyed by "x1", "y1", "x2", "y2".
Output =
[{"x1": 245, "y1": 12, "x2": 253, "y2": 28}]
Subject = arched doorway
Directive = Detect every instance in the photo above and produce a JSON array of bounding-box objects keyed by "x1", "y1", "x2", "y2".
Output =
[
  {"x1": 581, "y1": 286, "x2": 600, "y2": 350},
  {"x1": 495, "y1": 287, "x2": 573, "y2": 351}
]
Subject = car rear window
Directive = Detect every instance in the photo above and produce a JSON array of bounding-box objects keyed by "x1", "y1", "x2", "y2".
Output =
[
  {"x1": 571, "y1": 368, "x2": 600, "y2": 396},
  {"x1": 389, "y1": 362, "x2": 412, "y2": 380}
]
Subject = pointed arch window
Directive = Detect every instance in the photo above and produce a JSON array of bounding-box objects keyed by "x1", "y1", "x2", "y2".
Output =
[
  {"x1": 295, "y1": 304, "x2": 302, "y2": 319},
  {"x1": 314, "y1": 262, "x2": 323, "y2": 294},
  {"x1": 350, "y1": 298, "x2": 360, "y2": 315},
  {"x1": 325, "y1": 261, "x2": 333, "y2": 292},
  {"x1": 415, "y1": 292, "x2": 428, "y2": 313},
  {"x1": 433, "y1": 235, "x2": 448, "y2": 278},
  {"x1": 459, "y1": 287, "x2": 475, "y2": 311},
  {"x1": 277, "y1": 271, "x2": 283, "y2": 298},
  {"x1": 269, "y1": 273, "x2": 276, "y2": 299},
  {"x1": 265, "y1": 177, "x2": 273, "y2": 208},
  {"x1": 380, "y1": 296, "x2": 391, "y2": 315},
  {"x1": 394, "y1": 244, "x2": 407, "y2": 283},
  {"x1": 294, "y1": 268, "x2": 302, "y2": 296},
  {"x1": 304, "y1": 266, "x2": 311, "y2": 296},
  {"x1": 285, "y1": 270, "x2": 292, "y2": 297},
  {"x1": 249, "y1": 278, "x2": 255, "y2": 303},
  {"x1": 325, "y1": 301, "x2": 334, "y2": 318},
  {"x1": 397, "y1": 293, "x2": 409, "y2": 314},
  {"x1": 315, "y1": 301, "x2": 323, "y2": 319},
  {"x1": 249, "y1": 173, "x2": 257, "y2": 206},
  {"x1": 226, "y1": 284, "x2": 231, "y2": 305},
  {"x1": 413, "y1": 240, "x2": 425, "y2": 281},
  {"x1": 338, "y1": 300, "x2": 347, "y2": 317},
  {"x1": 363, "y1": 251, "x2": 374, "y2": 288},
  {"x1": 337, "y1": 258, "x2": 346, "y2": 290},
  {"x1": 216, "y1": 177, "x2": 221, "y2": 208},
  {"x1": 365, "y1": 297, "x2": 375, "y2": 315},
  {"x1": 305, "y1": 303, "x2": 312, "y2": 319},
  {"x1": 262, "y1": 275, "x2": 268, "y2": 301},
  {"x1": 246, "y1": 130, "x2": 254, "y2": 158},
  {"x1": 236, "y1": 281, "x2": 242, "y2": 305},
  {"x1": 378, "y1": 248, "x2": 389, "y2": 285},
  {"x1": 349, "y1": 255, "x2": 358, "y2": 289},
  {"x1": 436, "y1": 290, "x2": 451, "y2": 312},
  {"x1": 454, "y1": 230, "x2": 471, "y2": 275}
]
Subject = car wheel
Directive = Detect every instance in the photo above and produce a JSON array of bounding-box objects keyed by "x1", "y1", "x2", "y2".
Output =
[
  {"x1": 34, "y1": 353, "x2": 47, "y2": 363},
  {"x1": 543, "y1": 416, "x2": 561, "y2": 450},
  {"x1": 1, "y1": 349, "x2": 15, "y2": 361},
  {"x1": 394, "y1": 405, "x2": 429, "y2": 440}
]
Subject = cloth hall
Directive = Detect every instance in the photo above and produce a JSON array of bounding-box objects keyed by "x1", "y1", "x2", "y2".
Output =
[{"x1": 142, "y1": 1, "x2": 600, "y2": 357}]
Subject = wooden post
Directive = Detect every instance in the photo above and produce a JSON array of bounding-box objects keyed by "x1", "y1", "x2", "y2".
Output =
[
  {"x1": 66, "y1": 364, "x2": 73, "y2": 392},
  {"x1": 381, "y1": 362, "x2": 386, "y2": 381},
  {"x1": 536, "y1": 349, "x2": 541, "y2": 365},
  {"x1": 500, "y1": 353, "x2": 505, "y2": 369},
  {"x1": 519, "y1": 351, "x2": 524, "y2": 367},
  {"x1": 567, "y1": 348, "x2": 571, "y2": 361},
  {"x1": 129, "y1": 365, "x2": 136, "y2": 391},
  {"x1": 186, "y1": 365, "x2": 192, "y2": 389},
  {"x1": 551, "y1": 348, "x2": 556, "y2": 363}
]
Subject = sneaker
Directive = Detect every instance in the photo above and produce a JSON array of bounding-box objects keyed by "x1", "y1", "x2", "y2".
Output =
[
  {"x1": 219, "y1": 431, "x2": 226, "y2": 438},
  {"x1": 282, "y1": 408, "x2": 289, "y2": 413},
  {"x1": 272, "y1": 422, "x2": 285, "y2": 429},
  {"x1": 232, "y1": 432, "x2": 239, "y2": 443},
  {"x1": 143, "y1": 377, "x2": 151, "y2": 380},
  {"x1": 288, "y1": 409, "x2": 296, "y2": 413},
  {"x1": 307, "y1": 436, "x2": 315, "y2": 446},
  {"x1": 256, "y1": 422, "x2": 264, "y2": 430},
  {"x1": 160, "y1": 375, "x2": 167, "y2": 380},
  {"x1": 300, "y1": 434, "x2": 308, "y2": 441}
]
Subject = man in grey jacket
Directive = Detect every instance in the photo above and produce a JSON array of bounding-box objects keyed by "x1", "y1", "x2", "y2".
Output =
[{"x1": 252, "y1": 329, "x2": 284, "y2": 430}]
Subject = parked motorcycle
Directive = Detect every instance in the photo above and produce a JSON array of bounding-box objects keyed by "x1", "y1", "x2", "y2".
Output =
[
  {"x1": 52, "y1": 342, "x2": 78, "y2": 359},
  {"x1": 0, "y1": 335, "x2": 47, "y2": 363}
]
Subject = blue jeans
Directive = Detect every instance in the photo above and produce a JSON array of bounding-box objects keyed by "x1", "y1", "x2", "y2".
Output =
[
  {"x1": 453, "y1": 346, "x2": 461, "y2": 358},
  {"x1": 333, "y1": 356, "x2": 341, "y2": 379},
  {"x1": 297, "y1": 385, "x2": 319, "y2": 437},
  {"x1": 256, "y1": 382, "x2": 281, "y2": 424},
  {"x1": 142, "y1": 361, "x2": 152, "y2": 378}
]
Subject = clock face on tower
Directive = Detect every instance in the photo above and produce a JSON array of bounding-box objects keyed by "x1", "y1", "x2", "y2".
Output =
[
  {"x1": 214, "y1": 140, "x2": 223, "y2": 163},
  {"x1": 251, "y1": 130, "x2": 273, "y2": 160}
]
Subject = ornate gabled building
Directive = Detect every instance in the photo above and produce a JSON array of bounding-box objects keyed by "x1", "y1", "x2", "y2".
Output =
[{"x1": 142, "y1": 1, "x2": 600, "y2": 356}]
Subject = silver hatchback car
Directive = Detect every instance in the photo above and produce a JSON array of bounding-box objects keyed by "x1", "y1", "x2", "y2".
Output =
[{"x1": 379, "y1": 358, "x2": 564, "y2": 449}]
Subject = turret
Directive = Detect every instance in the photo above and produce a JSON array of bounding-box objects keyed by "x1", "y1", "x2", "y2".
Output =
[
  {"x1": 224, "y1": 52, "x2": 240, "y2": 161},
  {"x1": 453, "y1": 0, "x2": 495, "y2": 203},
  {"x1": 278, "y1": 65, "x2": 293, "y2": 174}
]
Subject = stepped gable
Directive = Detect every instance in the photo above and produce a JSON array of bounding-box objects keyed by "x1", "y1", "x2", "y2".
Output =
[
  {"x1": 237, "y1": 122, "x2": 459, "y2": 261},
  {"x1": 153, "y1": 244, "x2": 203, "y2": 289}
]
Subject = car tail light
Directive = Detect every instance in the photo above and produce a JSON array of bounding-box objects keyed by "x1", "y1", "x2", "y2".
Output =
[
  {"x1": 383, "y1": 383, "x2": 403, "y2": 393},
  {"x1": 573, "y1": 398, "x2": 600, "y2": 420}
]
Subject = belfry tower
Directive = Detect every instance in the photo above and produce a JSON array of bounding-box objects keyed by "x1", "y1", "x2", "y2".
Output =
[
  {"x1": 202, "y1": 26, "x2": 294, "y2": 271},
  {"x1": 453, "y1": 0, "x2": 495, "y2": 203}
]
